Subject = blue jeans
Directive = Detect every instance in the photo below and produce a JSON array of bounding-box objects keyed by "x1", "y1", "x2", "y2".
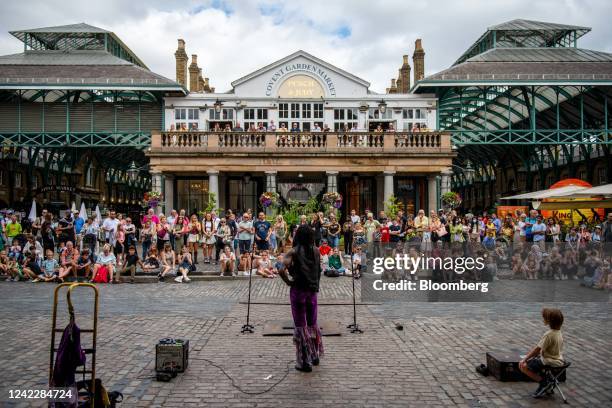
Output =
[
  {"x1": 328, "y1": 236, "x2": 339, "y2": 248},
  {"x1": 142, "y1": 241, "x2": 151, "y2": 258},
  {"x1": 325, "y1": 267, "x2": 345, "y2": 275}
]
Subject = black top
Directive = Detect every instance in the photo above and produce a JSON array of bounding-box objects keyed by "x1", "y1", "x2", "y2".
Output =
[
  {"x1": 125, "y1": 253, "x2": 139, "y2": 266},
  {"x1": 288, "y1": 245, "x2": 321, "y2": 292}
]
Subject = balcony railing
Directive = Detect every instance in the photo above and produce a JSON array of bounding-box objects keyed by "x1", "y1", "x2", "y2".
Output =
[{"x1": 151, "y1": 131, "x2": 451, "y2": 154}]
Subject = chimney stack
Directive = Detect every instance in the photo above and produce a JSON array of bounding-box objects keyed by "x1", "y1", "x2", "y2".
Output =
[
  {"x1": 388, "y1": 78, "x2": 397, "y2": 94},
  {"x1": 174, "y1": 39, "x2": 188, "y2": 86},
  {"x1": 413, "y1": 39, "x2": 425, "y2": 83},
  {"x1": 399, "y1": 54, "x2": 411, "y2": 92},
  {"x1": 189, "y1": 54, "x2": 200, "y2": 92}
]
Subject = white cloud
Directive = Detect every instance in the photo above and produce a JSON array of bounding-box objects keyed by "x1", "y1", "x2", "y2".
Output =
[{"x1": 0, "y1": 0, "x2": 611, "y2": 92}]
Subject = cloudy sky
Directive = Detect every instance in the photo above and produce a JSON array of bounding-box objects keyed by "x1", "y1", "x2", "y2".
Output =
[{"x1": 0, "y1": 0, "x2": 611, "y2": 92}]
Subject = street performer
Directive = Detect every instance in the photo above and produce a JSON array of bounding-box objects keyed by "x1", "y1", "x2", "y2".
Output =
[{"x1": 278, "y1": 224, "x2": 323, "y2": 372}]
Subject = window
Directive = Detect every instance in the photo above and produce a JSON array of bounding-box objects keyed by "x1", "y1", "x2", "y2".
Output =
[
  {"x1": 209, "y1": 108, "x2": 234, "y2": 121},
  {"x1": 579, "y1": 170, "x2": 587, "y2": 182},
  {"x1": 334, "y1": 108, "x2": 358, "y2": 131},
  {"x1": 86, "y1": 166, "x2": 95, "y2": 187},
  {"x1": 302, "y1": 103, "x2": 311, "y2": 119},
  {"x1": 598, "y1": 167, "x2": 607, "y2": 184},
  {"x1": 174, "y1": 108, "x2": 199, "y2": 130},
  {"x1": 15, "y1": 172, "x2": 22, "y2": 188},
  {"x1": 290, "y1": 103, "x2": 300, "y2": 118},
  {"x1": 0, "y1": 170, "x2": 3, "y2": 185},
  {"x1": 244, "y1": 108, "x2": 269, "y2": 130},
  {"x1": 368, "y1": 108, "x2": 391, "y2": 120},
  {"x1": 32, "y1": 175, "x2": 38, "y2": 190},
  {"x1": 313, "y1": 103, "x2": 323, "y2": 119},
  {"x1": 279, "y1": 103, "x2": 288, "y2": 119}
]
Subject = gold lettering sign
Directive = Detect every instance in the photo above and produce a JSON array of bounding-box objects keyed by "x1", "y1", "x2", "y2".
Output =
[{"x1": 277, "y1": 74, "x2": 325, "y2": 98}]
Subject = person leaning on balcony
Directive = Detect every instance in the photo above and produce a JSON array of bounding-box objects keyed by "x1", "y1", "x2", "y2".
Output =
[
  {"x1": 232, "y1": 122, "x2": 244, "y2": 132},
  {"x1": 374, "y1": 125, "x2": 383, "y2": 133},
  {"x1": 212, "y1": 123, "x2": 221, "y2": 132},
  {"x1": 267, "y1": 120, "x2": 277, "y2": 131},
  {"x1": 387, "y1": 123, "x2": 396, "y2": 132}
]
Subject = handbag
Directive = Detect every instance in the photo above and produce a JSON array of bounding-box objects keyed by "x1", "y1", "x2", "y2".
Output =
[{"x1": 437, "y1": 225, "x2": 448, "y2": 237}]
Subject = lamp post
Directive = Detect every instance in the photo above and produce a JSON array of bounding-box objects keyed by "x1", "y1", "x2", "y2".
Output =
[{"x1": 213, "y1": 99, "x2": 223, "y2": 114}]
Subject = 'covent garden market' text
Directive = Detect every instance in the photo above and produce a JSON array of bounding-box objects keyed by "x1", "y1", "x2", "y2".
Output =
[{"x1": 265, "y1": 63, "x2": 337, "y2": 96}]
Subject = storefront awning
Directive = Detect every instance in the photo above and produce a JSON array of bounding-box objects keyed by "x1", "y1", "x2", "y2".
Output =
[{"x1": 500, "y1": 185, "x2": 588, "y2": 200}]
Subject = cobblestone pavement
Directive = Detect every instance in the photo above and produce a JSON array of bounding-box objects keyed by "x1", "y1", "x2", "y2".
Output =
[{"x1": 0, "y1": 278, "x2": 610, "y2": 407}]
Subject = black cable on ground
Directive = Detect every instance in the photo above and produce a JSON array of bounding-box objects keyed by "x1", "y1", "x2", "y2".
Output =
[{"x1": 189, "y1": 357, "x2": 294, "y2": 395}]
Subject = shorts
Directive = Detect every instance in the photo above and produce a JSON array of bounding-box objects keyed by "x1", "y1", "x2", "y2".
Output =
[
  {"x1": 27, "y1": 262, "x2": 42, "y2": 275},
  {"x1": 255, "y1": 239, "x2": 269, "y2": 251},
  {"x1": 526, "y1": 357, "x2": 544, "y2": 375},
  {"x1": 239, "y1": 240, "x2": 252, "y2": 253}
]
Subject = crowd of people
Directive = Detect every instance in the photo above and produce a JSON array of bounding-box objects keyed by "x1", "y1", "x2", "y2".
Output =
[{"x1": 0, "y1": 204, "x2": 610, "y2": 287}]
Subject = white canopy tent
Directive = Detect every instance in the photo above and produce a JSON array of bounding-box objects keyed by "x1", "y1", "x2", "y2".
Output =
[
  {"x1": 28, "y1": 199, "x2": 37, "y2": 222},
  {"x1": 501, "y1": 185, "x2": 589, "y2": 200}
]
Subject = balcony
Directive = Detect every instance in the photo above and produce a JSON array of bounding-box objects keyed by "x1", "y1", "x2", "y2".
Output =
[{"x1": 149, "y1": 130, "x2": 452, "y2": 155}]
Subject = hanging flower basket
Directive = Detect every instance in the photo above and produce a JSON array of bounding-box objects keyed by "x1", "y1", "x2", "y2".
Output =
[
  {"x1": 441, "y1": 191, "x2": 462, "y2": 209},
  {"x1": 259, "y1": 191, "x2": 280, "y2": 208},
  {"x1": 144, "y1": 191, "x2": 163, "y2": 208},
  {"x1": 322, "y1": 192, "x2": 343, "y2": 209}
]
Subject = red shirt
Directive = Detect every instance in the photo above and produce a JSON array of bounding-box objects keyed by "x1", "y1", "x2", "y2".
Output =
[
  {"x1": 319, "y1": 244, "x2": 332, "y2": 256},
  {"x1": 380, "y1": 226, "x2": 390, "y2": 243}
]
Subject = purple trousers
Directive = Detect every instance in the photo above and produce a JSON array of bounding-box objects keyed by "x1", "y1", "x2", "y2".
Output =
[{"x1": 290, "y1": 287, "x2": 323, "y2": 367}]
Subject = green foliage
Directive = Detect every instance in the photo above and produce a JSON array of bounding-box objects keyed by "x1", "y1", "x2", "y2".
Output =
[
  {"x1": 198, "y1": 193, "x2": 221, "y2": 216},
  {"x1": 384, "y1": 195, "x2": 401, "y2": 219},
  {"x1": 280, "y1": 196, "x2": 320, "y2": 228}
]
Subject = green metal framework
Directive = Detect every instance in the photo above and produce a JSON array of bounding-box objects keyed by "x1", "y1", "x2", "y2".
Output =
[
  {"x1": 453, "y1": 19, "x2": 590, "y2": 65},
  {"x1": 10, "y1": 23, "x2": 148, "y2": 68},
  {"x1": 0, "y1": 89, "x2": 163, "y2": 148}
]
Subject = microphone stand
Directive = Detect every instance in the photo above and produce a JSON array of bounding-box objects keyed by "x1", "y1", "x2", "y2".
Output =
[
  {"x1": 241, "y1": 239, "x2": 256, "y2": 334},
  {"x1": 347, "y1": 247, "x2": 363, "y2": 334}
]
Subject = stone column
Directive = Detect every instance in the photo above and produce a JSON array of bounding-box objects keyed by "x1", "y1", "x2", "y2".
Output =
[
  {"x1": 207, "y1": 170, "x2": 219, "y2": 211},
  {"x1": 164, "y1": 174, "x2": 175, "y2": 213},
  {"x1": 440, "y1": 168, "x2": 453, "y2": 196},
  {"x1": 151, "y1": 171, "x2": 163, "y2": 215},
  {"x1": 326, "y1": 171, "x2": 338, "y2": 193},
  {"x1": 427, "y1": 174, "x2": 438, "y2": 213},
  {"x1": 383, "y1": 171, "x2": 395, "y2": 204},
  {"x1": 265, "y1": 171, "x2": 277, "y2": 216}
]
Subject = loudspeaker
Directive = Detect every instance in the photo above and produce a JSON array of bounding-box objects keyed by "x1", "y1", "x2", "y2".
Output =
[{"x1": 156, "y1": 338, "x2": 189, "y2": 373}]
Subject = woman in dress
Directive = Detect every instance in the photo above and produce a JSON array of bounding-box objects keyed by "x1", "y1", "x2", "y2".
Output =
[
  {"x1": 274, "y1": 215, "x2": 288, "y2": 255},
  {"x1": 278, "y1": 224, "x2": 323, "y2": 373},
  {"x1": 156, "y1": 215, "x2": 171, "y2": 252},
  {"x1": 201, "y1": 213, "x2": 216, "y2": 264},
  {"x1": 159, "y1": 243, "x2": 176, "y2": 282},
  {"x1": 187, "y1": 215, "x2": 201, "y2": 264}
]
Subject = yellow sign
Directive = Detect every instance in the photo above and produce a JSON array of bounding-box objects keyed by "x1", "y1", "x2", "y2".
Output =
[{"x1": 277, "y1": 74, "x2": 325, "y2": 98}]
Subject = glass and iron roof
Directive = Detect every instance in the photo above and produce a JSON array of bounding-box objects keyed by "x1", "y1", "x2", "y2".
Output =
[
  {"x1": 452, "y1": 19, "x2": 591, "y2": 66},
  {"x1": 9, "y1": 23, "x2": 147, "y2": 69},
  {"x1": 0, "y1": 24, "x2": 184, "y2": 93}
]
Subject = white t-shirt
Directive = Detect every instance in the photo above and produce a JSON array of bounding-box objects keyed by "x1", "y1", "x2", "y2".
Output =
[
  {"x1": 532, "y1": 223, "x2": 546, "y2": 242},
  {"x1": 102, "y1": 218, "x2": 120, "y2": 237}
]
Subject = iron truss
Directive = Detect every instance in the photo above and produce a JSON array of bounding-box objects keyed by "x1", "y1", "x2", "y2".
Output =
[{"x1": 0, "y1": 131, "x2": 152, "y2": 147}]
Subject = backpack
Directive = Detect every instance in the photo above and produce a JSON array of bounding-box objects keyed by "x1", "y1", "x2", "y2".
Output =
[{"x1": 91, "y1": 266, "x2": 109, "y2": 283}]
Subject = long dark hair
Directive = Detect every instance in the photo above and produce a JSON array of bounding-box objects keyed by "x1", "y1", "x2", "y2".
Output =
[{"x1": 293, "y1": 224, "x2": 315, "y2": 259}]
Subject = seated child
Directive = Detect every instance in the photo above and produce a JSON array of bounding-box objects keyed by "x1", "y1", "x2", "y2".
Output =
[
  {"x1": 0, "y1": 250, "x2": 10, "y2": 276},
  {"x1": 519, "y1": 308, "x2": 565, "y2": 398},
  {"x1": 175, "y1": 246, "x2": 192, "y2": 283},
  {"x1": 22, "y1": 252, "x2": 42, "y2": 281},
  {"x1": 116, "y1": 246, "x2": 143, "y2": 284},
  {"x1": 324, "y1": 247, "x2": 346, "y2": 277},
  {"x1": 237, "y1": 252, "x2": 252, "y2": 276},
  {"x1": 74, "y1": 249, "x2": 93, "y2": 281},
  {"x1": 255, "y1": 250, "x2": 275, "y2": 278},
  {"x1": 142, "y1": 247, "x2": 161, "y2": 273},
  {"x1": 35, "y1": 249, "x2": 60, "y2": 282},
  {"x1": 219, "y1": 246, "x2": 236, "y2": 277}
]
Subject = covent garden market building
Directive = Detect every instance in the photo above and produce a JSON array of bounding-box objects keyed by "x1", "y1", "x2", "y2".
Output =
[{"x1": 0, "y1": 19, "x2": 610, "y2": 217}]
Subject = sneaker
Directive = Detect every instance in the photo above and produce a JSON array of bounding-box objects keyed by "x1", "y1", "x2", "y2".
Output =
[
  {"x1": 294, "y1": 363, "x2": 312, "y2": 373},
  {"x1": 32, "y1": 278, "x2": 41, "y2": 283},
  {"x1": 532, "y1": 380, "x2": 549, "y2": 398},
  {"x1": 183, "y1": 276, "x2": 191, "y2": 282},
  {"x1": 174, "y1": 276, "x2": 183, "y2": 283},
  {"x1": 5, "y1": 277, "x2": 11, "y2": 282}
]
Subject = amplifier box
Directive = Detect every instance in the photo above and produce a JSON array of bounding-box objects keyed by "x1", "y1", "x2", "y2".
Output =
[
  {"x1": 486, "y1": 350, "x2": 567, "y2": 382},
  {"x1": 156, "y1": 339, "x2": 189, "y2": 373},
  {"x1": 486, "y1": 350, "x2": 530, "y2": 382}
]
